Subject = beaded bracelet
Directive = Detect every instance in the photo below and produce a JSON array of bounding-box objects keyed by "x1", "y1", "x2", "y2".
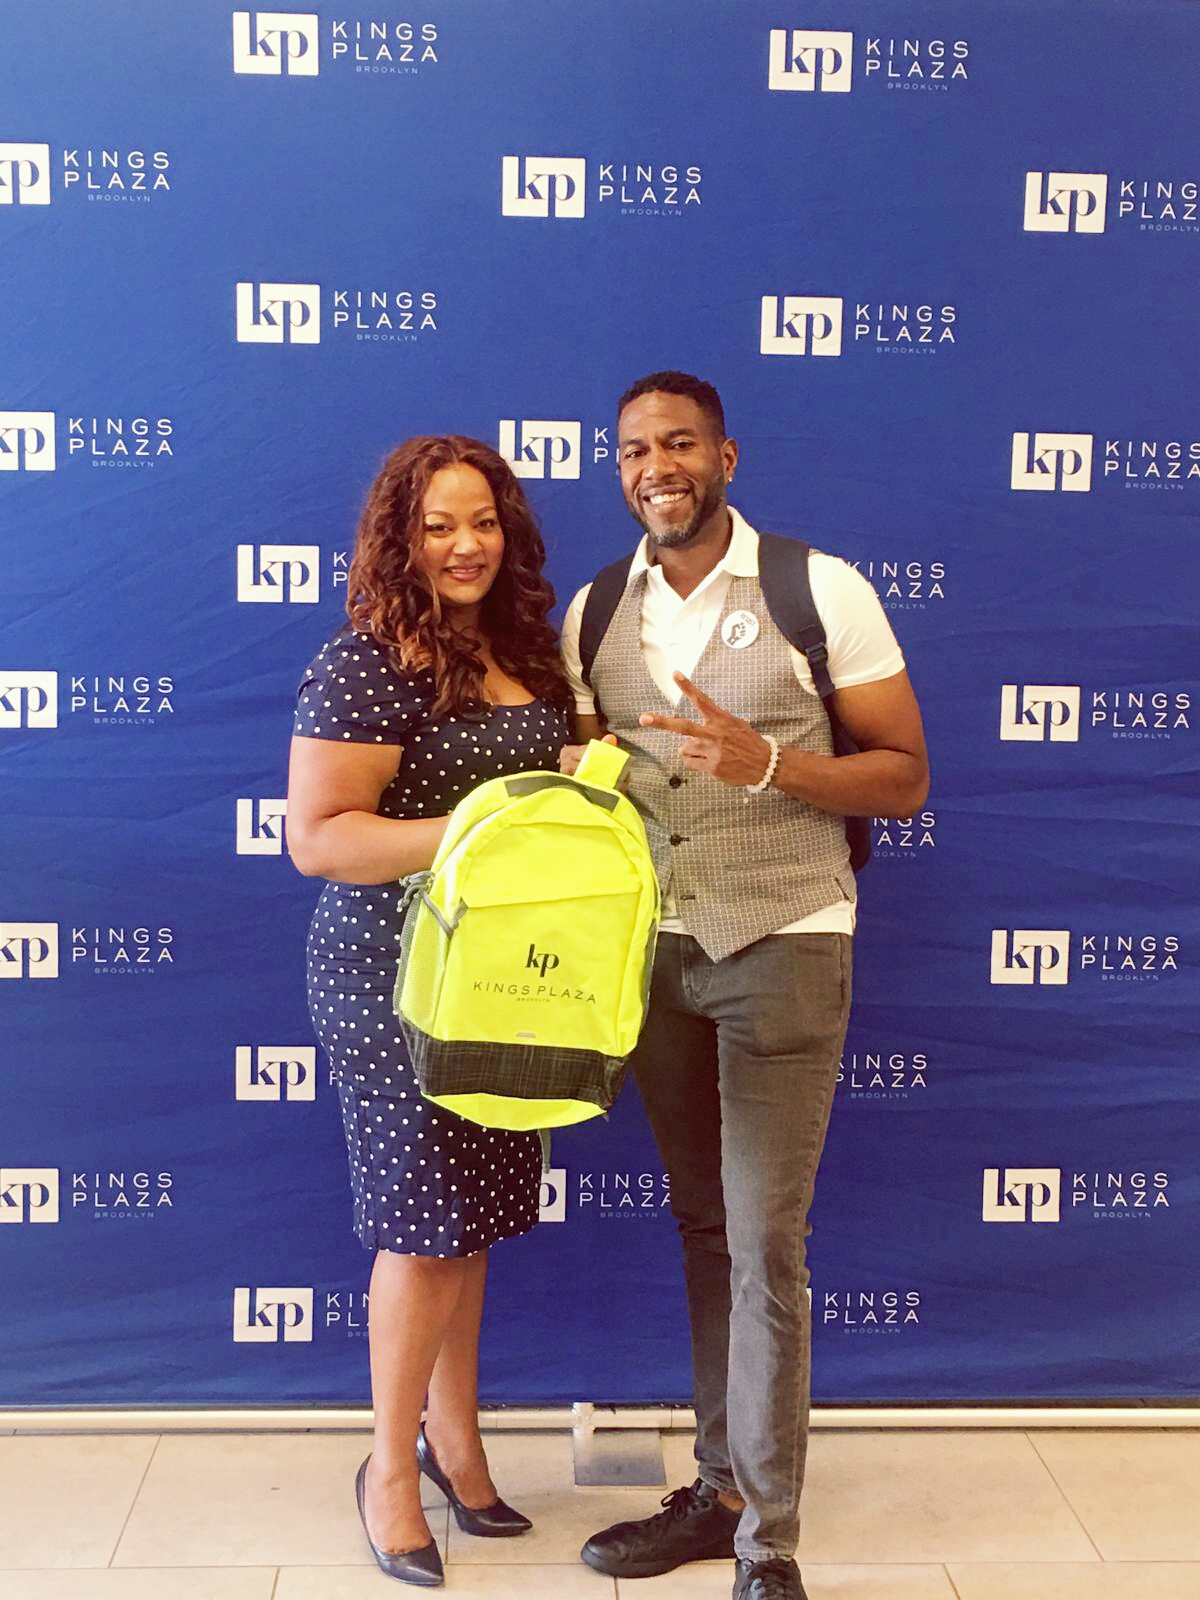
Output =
[{"x1": 744, "y1": 733, "x2": 781, "y2": 799}]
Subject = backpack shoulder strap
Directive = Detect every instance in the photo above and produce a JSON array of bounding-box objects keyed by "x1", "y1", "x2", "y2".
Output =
[
  {"x1": 578, "y1": 553, "x2": 636, "y2": 688},
  {"x1": 756, "y1": 531, "x2": 870, "y2": 870},
  {"x1": 755, "y1": 531, "x2": 834, "y2": 700}
]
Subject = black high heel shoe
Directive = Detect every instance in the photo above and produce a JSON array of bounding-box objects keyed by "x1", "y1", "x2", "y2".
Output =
[
  {"x1": 417, "y1": 1424, "x2": 533, "y2": 1537},
  {"x1": 356, "y1": 1457, "x2": 445, "y2": 1586}
]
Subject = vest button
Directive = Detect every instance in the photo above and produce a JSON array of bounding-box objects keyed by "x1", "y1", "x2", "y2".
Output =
[
  {"x1": 669, "y1": 833, "x2": 685, "y2": 846},
  {"x1": 668, "y1": 775, "x2": 684, "y2": 788}
]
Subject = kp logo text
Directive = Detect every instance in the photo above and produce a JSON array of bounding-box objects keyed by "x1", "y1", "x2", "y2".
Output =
[
  {"x1": 237, "y1": 544, "x2": 319, "y2": 603},
  {"x1": 0, "y1": 673, "x2": 57, "y2": 728},
  {"x1": 768, "y1": 30, "x2": 854, "y2": 92},
  {"x1": 236, "y1": 282, "x2": 320, "y2": 343},
  {"x1": 501, "y1": 157, "x2": 586, "y2": 219},
  {"x1": 1024, "y1": 172, "x2": 1107, "y2": 234},
  {"x1": 232, "y1": 12, "x2": 319, "y2": 75},
  {"x1": 1011, "y1": 432, "x2": 1093, "y2": 492},
  {"x1": 235, "y1": 1046, "x2": 317, "y2": 1101},
  {"x1": 0, "y1": 1168, "x2": 60, "y2": 1223},
  {"x1": 0, "y1": 924, "x2": 59, "y2": 978},
  {"x1": 539, "y1": 1167, "x2": 567, "y2": 1223},
  {"x1": 499, "y1": 421, "x2": 581, "y2": 480},
  {"x1": 232, "y1": 1287, "x2": 314, "y2": 1341},
  {"x1": 0, "y1": 412, "x2": 56, "y2": 471},
  {"x1": 982, "y1": 1168, "x2": 1061, "y2": 1223},
  {"x1": 999, "y1": 685, "x2": 1081, "y2": 743},
  {"x1": 990, "y1": 930, "x2": 1070, "y2": 986},
  {"x1": 0, "y1": 144, "x2": 51, "y2": 204},
  {"x1": 237, "y1": 799, "x2": 287, "y2": 855},
  {"x1": 760, "y1": 297, "x2": 843, "y2": 356}
]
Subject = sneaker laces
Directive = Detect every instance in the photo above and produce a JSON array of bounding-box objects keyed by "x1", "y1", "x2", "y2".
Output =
[
  {"x1": 656, "y1": 1480, "x2": 715, "y2": 1524},
  {"x1": 743, "y1": 1558, "x2": 801, "y2": 1599}
]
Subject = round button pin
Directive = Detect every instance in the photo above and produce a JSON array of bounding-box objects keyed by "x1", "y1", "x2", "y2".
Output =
[{"x1": 721, "y1": 610, "x2": 759, "y2": 649}]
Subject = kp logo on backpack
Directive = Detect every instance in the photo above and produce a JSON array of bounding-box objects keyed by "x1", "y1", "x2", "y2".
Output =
[{"x1": 393, "y1": 741, "x2": 660, "y2": 1132}]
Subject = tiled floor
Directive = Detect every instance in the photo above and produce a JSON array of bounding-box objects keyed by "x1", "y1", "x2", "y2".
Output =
[{"x1": 1, "y1": 1428, "x2": 1199, "y2": 1598}]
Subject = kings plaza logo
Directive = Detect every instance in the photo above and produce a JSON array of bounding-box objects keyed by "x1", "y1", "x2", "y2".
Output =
[
  {"x1": 837, "y1": 1047, "x2": 929, "y2": 1102},
  {"x1": 0, "y1": 142, "x2": 171, "y2": 206},
  {"x1": 983, "y1": 1166, "x2": 1171, "y2": 1223},
  {"x1": 500, "y1": 156, "x2": 702, "y2": 220},
  {"x1": 232, "y1": 13, "x2": 440, "y2": 78},
  {"x1": 0, "y1": 413, "x2": 176, "y2": 473},
  {"x1": 767, "y1": 30, "x2": 969, "y2": 95},
  {"x1": 0, "y1": 923, "x2": 176, "y2": 978},
  {"x1": 234, "y1": 282, "x2": 439, "y2": 345},
  {"x1": 990, "y1": 929, "x2": 1180, "y2": 987},
  {"x1": 0, "y1": 1168, "x2": 174, "y2": 1223},
  {"x1": 872, "y1": 810, "x2": 936, "y2": 859},
  {"x1": 1023, "y1": 168, "x2": 1199, "y2": 238},
  {"x1": 231, "y1": 1286, "x2": 377, "y2": 1343},
  {"x1": 538, "y1": 1167, "x2": 671, "y2": 1221},
  {"x1": 760, "y1": 297, "x2": 956, "y2": 358},
  {"x1": 853, "y1": 559, "x2": 946, "y2": 611},
  {"x1": 1000, "y1": 683, "x2": 1191, "y2": 744},
  {"x1": 1011, "y1": 432, "x2": 1200, "y2": 493},
  {"x1": 1, "y1": 673, "x2": 176, "y2": 729},
  {"x1": 498, "y1": 419, "x2": 630, "y2": 480},
  {"x1": 580, "y1": 1169, "x2": 671, "y2": 1220},
  {"x1": 819, "y1": 1288, "x2": 922, "y2": 1331}
]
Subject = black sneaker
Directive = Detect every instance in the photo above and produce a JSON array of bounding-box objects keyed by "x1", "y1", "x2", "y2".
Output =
[
  {"x1": 580, "y1": 1478, "x2": 740, "y2": 1577},
  {"x1": 732, "y1": 1556, "x2": 808, "y2": 1600}
]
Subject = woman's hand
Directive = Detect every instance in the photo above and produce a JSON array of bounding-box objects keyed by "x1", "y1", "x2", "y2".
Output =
[{"x1": 559, "y1": 732, "x2": 618, "y2": 777}]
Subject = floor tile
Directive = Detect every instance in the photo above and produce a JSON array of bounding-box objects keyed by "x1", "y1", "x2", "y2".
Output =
[
  {"x1": 620, "y1": 1564, "x2": 956, "y2": 1597},
  {"x1": 949, "y1": 1563, "x2": 1200, "y2": 1600},
  {"x1": 1028, "y1": 1432, "x2": 1200, "y2": 1561},
  {"x1": 279, "y1": 1563, "x2": 612, "y2": 1597},
  {"x1": 0, "y1": 1572, "x2": 276, "y2": 1600},
  {"x1": 797, "y1": 1433, "x2": 1097, "y2": 1564},
  {"x1": 444, "y1": 1431, "x2": 697, "y2": 1565},
  {"x1": 0, "y1": 1434, "x2": 156, "y2": 1568},
  {"x1": 112, "y1": 1432, "x2": 447, "y2": 1567}
]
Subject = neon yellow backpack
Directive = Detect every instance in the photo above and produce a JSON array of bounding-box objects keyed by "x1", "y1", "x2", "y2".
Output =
[{"x1": 392, "y1": 740, "x2": 660, "y2": 1131}]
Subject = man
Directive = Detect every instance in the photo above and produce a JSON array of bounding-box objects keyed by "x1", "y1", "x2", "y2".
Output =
[{"x1": 559, "y1": 372, "x2": 928, "y2": 1600}]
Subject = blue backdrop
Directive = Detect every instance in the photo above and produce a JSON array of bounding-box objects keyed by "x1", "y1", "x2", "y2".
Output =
[{"x1": 2, "y1": 0, "x2": 1197, "y2": 1406}]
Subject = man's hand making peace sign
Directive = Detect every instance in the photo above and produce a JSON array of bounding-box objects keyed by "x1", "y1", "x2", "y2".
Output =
[
  {"x1": 638, "y1": 672, "x2": 776, "y2": 788},
  {"x1": 635, "y1": 667, "x2": 929, "y2": 818}
]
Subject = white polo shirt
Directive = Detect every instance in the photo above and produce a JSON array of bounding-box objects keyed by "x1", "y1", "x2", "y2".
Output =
[{"x1": 560, "y1": 509, "x2": 906, "y2": 936}]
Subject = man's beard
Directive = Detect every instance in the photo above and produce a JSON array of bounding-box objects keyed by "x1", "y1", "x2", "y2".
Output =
[{"x1": 630, "y1": 472, "x2": 726, "y2": 550}]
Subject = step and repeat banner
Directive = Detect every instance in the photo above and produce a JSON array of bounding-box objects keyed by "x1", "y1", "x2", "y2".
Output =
[{"x1": 2, "y1": 2, "x2": 1197, "y2": 1406}]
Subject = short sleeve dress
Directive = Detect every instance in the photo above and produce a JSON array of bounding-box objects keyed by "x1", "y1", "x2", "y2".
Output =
[{"x1": 294, "y1": 625, "x2": 571, "y2": 1258}]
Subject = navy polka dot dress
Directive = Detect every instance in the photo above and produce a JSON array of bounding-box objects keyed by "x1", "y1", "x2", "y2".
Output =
[{"x1": 294, "y1": 626, "x2": 570, "y2": 1257}]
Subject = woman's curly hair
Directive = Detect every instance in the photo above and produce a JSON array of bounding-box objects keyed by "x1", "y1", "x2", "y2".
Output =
[{"x1": 346, "y1": 435, "x2": 570, "y2": 717}]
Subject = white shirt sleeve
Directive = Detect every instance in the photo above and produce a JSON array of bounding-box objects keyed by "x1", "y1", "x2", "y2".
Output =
[
  {"x1": 559, "y1": 583, "x2": 597, "y2": 716},
  {"x1": 797, "y1": 552, "x2": 906, "y2": 696}
]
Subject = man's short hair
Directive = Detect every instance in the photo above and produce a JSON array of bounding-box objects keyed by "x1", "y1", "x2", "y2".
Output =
[{"x1": 617, "y1": 371, "x2": 726, "y2": 440}]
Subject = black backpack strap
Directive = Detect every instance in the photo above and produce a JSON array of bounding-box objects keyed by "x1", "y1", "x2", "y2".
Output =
[
  {"x1": 757, "y1": 531, "x2": 871, "y2": 871},
  {"x1": 578, "y1": 552, "x2": 636, "y2": 689}
]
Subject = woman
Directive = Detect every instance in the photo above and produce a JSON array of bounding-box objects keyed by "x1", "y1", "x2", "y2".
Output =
[{"x1": 286, "y1": 436, "x2": 571, "y2": 1586}]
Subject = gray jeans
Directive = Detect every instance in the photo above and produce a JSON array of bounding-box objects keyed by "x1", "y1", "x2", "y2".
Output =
[{"x1": 632, "y1": 931, "x2": 852, "y2": 1561}]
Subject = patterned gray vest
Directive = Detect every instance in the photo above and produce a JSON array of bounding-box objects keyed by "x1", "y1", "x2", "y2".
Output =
[{"x1": 590, "y1": 571, "x2": 855, "y2": 961}]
